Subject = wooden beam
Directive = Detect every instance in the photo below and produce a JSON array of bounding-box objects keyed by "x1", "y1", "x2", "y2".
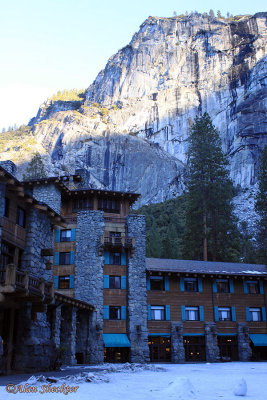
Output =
[
  {"x1": 25, "y1": 197, "x2": 33, "y2": 203},
  {"x1": 34, "y1": 204, "x2": 48, "y2": 211},
  {"x1": 7, "y1": 179, "x2": 15, "y2": 185}
]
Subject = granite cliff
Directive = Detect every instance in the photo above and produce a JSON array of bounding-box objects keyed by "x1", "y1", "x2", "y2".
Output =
[{"x1": 0, "y1": 12, "x2": 266, "y2": 210}]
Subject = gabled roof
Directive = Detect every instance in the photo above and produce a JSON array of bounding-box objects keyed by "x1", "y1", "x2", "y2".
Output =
[{"x1": 146, "y1": 258, "x2": 267, "y2": 277}]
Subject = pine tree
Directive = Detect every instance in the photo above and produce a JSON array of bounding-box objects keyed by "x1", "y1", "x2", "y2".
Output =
[
  {"x1": 209, "y1": 9, "x2": 215, "y2": 18},
  {"x1": 183, "y1": 113, "x2": 241, "y2": 262},
  {"x1": 255, "y1": 146, "x2": 267, "y2": 264},
  {"x1": 23, "y1": 153, "x2": 47, "y2": 180}
]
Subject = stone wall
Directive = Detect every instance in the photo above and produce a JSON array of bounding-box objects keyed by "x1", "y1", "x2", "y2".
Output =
[
  {"x1": 238, "y1": 323, "x2": 252, "y2": 361},
  {"x1": 33, "y1": 184, "x2": 61, "y2": 215},
  {"x1": 12, "y1": 303, "x2": 55, "y2": 371},
  {"x1": 75, "y1": 210, "x2": 105, "y2": 363},
  {"x1": 205, "y1": 322, "x2": 220, "y2": 362},
  {"x1": 76, "y1": 310, "x2": 90, "y2": 363},
  {"x1": 0, "y1": 183, "x2": 6, "y2": 241},
  {"x1": 0, "y1": 161, "x2": 17, "y2": 176},
  {"x1": 60, "y1": 306, "x2": 77, "y2": 365},
  {"x1": 127, "y1": 214, "x2": 150, "y2": 363},
  {"x1": 171, "y1": 322, "x2": 185, "y2": 363},
  {"x1": 21, "y1": 209, "x2": 53, "y2": 281}
]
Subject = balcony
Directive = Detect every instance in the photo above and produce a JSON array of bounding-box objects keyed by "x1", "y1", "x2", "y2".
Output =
[
  {"x1": 101, "y1": 235, "x2": 135, "y2": 250},
  {"x1": 0, "y1": 264, "x2": 54, "y2": 303}
]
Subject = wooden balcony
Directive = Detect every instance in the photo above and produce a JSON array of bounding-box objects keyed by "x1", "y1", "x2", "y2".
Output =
[
  {"x1": 101, "y1": 235, "x2": 135, "y2": 250},
  {"x1": 0, "y1": 217, "x2": 26, "y2": 247},
  {"x1": 0, "y1": 264, "x2": 54, "y2": 303}
]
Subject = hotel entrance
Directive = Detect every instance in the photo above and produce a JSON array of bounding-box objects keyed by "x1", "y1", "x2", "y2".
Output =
[
  {"x1": 183, "y1": 336, "x2": 206, "y2": 361},
  {"x1": 218, "y1": 335, "x2": 238, "y2": 361},
  {"x1": 149, "y1": 335, "x2": 171, "y2": 362}
]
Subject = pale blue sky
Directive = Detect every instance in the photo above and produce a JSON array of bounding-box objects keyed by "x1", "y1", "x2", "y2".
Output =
[{"x1": 0, "y1": 0, "x2": 265, "y2": 131}]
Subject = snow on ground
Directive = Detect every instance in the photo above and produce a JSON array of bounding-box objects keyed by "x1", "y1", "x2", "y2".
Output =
[{"x1": 1, "y1": 362, "x2": 267, "y2": 400}]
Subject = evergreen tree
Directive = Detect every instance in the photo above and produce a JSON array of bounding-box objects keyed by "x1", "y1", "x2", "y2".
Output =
[
  {"x1": 183, "y1": 113, "x2": 241, "y2": 262},
  {"x1": 255, "y1": 146, "x2": 267, "y2": 264},
  {"x1": 23, "y1": 152, "x2": 47, "y2": 180},
  {"x1": 209, "y1": 9, "x2": 215, "y2": 18}
]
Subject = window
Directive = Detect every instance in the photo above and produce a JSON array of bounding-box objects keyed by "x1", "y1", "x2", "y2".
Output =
[
  {"x1": 185, "y1": 306, "x2": 199, "y2": 321},
  {"x1": 98, "y1": 198, "x2": 120, "y2": 213},
  {"x1": 72, "y1": 197, "x2": 93, "y2": 211},
  {"x1": 218, "y1": 307, "x2": 231, "y2": 321},
  {"x1": 110, "y1": 252, "x2": 121, "y2": 265},
  {"x1": 109, "y1": 276, "x2": 121, "y2": 289},
  {"x1": 59, "y1": 252, "x2": 71, "y2": 265},
  {"x1": 0, "y1": 240, "x2": 14, "y2": 266},
  {"x1": 184, "y1": 278, "x2": 197, "y2": 292},
  {"x1": 151, "y1": 306, "x2": 165, "y2": 320},
  {"x1": 59, "y1": 276, "x2": 70, "y2": 289},
  {"x1": 4, "y1": 197, "x2": 9, "y2": 218},
  {"x1": 249, "y1": 308, "x2": 262, "y2": 322},
  {"x1": 60, "y1": 230, "x2": 72, "y2": 242},
  {"x1": 247, "y1": 281, "x2": 259, "y2": 294},
  {"x1": 16, "y1": 207, "x2": 26, "y2": 228},
  {"x1": 150, "y1": 276, "x2": 164, "y2": 291},
  {"x1": 216, "y1": 279, "x2": 229, "y2": 293},
  {"x1": 109, "y1": 306, "x2": 121, "y2": 320}
]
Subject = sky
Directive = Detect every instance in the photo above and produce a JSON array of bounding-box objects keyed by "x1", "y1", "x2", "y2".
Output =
[{"x1": 0, "y1": 0, "x2": 265, "y2": 131}]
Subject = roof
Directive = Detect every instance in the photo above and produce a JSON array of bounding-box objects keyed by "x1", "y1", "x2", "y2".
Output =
[
  {"x1": 54, "y1": 292, "x2": 95, "y2": 311},
  {"x1": 63, "y1": 187, "x2": 140, "y2": 206},
  {"x1": 146, "y1": 258, "x2": 267, "y2": 277}
]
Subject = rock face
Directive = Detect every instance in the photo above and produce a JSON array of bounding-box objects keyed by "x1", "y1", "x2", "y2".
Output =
[{"x1": 0, "y1": 13, "x2": 266, "y2": 208}]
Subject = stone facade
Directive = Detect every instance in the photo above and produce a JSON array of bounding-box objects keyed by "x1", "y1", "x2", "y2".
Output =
[
  {"x1": 60, "y1": 306, "x2": 77, "y2": 365},
  {"x1": 0, "y1": 161, "x2": 17, "y2": 176},
  {"x1": 205, "y1": 323, "x2": 220, "y2": 362},
  {"x1": 21, "y1": 209, "x2": 54, "y2": 281},
  {"x1": 238, "y1": 323, "x2": 252, "y2": 361},
  {"x1": 33, "y1": 184, "x2": 62, "y2": 215},
  {"x1": 0, "y1": 183, "x2": 5, "y2": 241},
  {"x1": 12, "y1": 303, "x2": 56, "y2": 371},
  {"x1": 127, "y1": 214, "x2": 150, "y2": 363},
  {"x1": 75, "y1": 210, "x2": 105, "y2": 363},
  {"x1": 171, "y1": 322, "x2": 185, "y2": 363}
]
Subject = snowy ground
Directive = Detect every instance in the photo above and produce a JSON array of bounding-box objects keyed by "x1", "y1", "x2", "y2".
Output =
[{"x1": 1, "y1": 362, "x2": 267, "y2": 400}]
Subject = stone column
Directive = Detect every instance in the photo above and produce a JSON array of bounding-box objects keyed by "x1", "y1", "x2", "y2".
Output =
[
  {"x1": 60, "y1": 306, "x2": 77, "y2": 365},
  {"x1": 171, "y1": 322, "x2": 185, "y2": 363},
  {"x1": 238, "y1": 323, "x2": 252, "y2": 361},
  {"x1": 75, "y1": 210, "x2": 105, "y2": 363},
  {"x1": 76, "y1": 310, "x2": 91, "y2": 364},
  {"x1": 52, "y1": 305, "x2": 62, "y2": 348},
  {"x1": 127, "y1": 215, "x2": 150, "y2": 363},
  {"x1": 205, "y1": 322, "x2": 220, "y2": 362},
  {"x1": 0, "y1": 182, "x2": 6, "y2": 240}
]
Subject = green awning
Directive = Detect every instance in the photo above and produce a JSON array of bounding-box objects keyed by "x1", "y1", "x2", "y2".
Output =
[
  {"x1": 103, "y1": 334, "x2": 131, "y2": 348},
  {"x1": 250, "y1": 334, "x2": 267, "y2": 347},
  {"x1": 148, "y1": 333, "x2": 171, "y2": 337}
]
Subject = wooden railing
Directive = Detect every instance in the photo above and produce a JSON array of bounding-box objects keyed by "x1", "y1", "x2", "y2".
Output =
[
  {"x1": 0, "y1": 264, "x2": 54, "y2": 299},
  {"x1": 102, "y1": 235, "x2": 135, "y2": 248}
]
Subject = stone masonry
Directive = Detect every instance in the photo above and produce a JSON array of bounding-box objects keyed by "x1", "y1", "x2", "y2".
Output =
[
  {"x1": 60, "y1": 306, "x2": 77, "y2": 365},
  {"x1": 33, "y1": 184, "x2": 62, "y2": 215},
  {"x1": 238, "y1": 323, "x2": 252, "y2": 361},
  {"x1": 0, "y1": 183, "x2": 6, "y2": 241},
  {"x1": 75, "y1": 210, "x2": 105, "y2": 363},
  {"x1": 171, "y1": 322, "x2": 185, "y2": 363},
  {"x1": 22, "y1": 208, "x2": 54, "y2": 281},
  {"x1": 127, "y1": 214, "x2": 150, "y2": 363},
  {"x1": 205, "y1": 322, "x2": 220, "y2": 362}
]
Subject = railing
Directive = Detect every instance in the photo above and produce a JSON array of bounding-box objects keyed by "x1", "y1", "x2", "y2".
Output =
[
  {"x1": 104, "y1": 216, "x2": 126, "y2": 224},
  {"x1": 103, "y1": 235, "x2": 134, "y2": 247},
  {"x1": 0, "y1": 265, "x2": 54, "y2": 299}
]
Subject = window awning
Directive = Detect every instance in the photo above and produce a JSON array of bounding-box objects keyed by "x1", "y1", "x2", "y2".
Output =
[
  {"x1": 183, "y1": 333, "x2": 204, "y2": 336},
  {"x1": 103, "y1": 334, "x2": 131, "y2": 348},
  {"x1": 148, "y1": 333, "x2": 171, "y2": 337},
  {"x1": 250, "y1": 334, "x2": 267, "y2": 347}
]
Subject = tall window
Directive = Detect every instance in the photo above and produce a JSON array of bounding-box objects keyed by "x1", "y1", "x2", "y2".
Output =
[
  {"x1": 109, "y1": 276, "x2": 121, "y2": 289},
  {"x1": 216, "y1": 279, "x2": 229, "y2": 293},
  {"x1": 16, "y1": 207, "x2": 26, "y2": 228},
  {"x1": 0, "y1": 241, "x2": 14, "y2": 266},
  {"x1": 72, "y1": 197, "x2": 93, "y2": 211},
  {"x1": 218, "y1": 307, "x2": 231, "y2": 321},
  {"x1": 184, "y1": 278, "x2": 197, "y2": 292},
  {"x1": 150, "y1": 276, "x2": 164, "y2": 291},
  {"x1": 185, "y1": 306, "x2": 199, "y2": 321},
  {"x1": 60, "y1": 230, "x2": 72, "y2": 242},
  {"x1": 249, "y1": 308, "x2": 262, "y2": 321},
  {"x1": 4, "y1": 197, "x2": 9, "y2": 218},
  {"x1": 109, "y1": 306, "x2": 121, "y2": 320},
  {"x1": 110, "y1": 252, "x2": 121, "y2": 265},
  {"x1": 98, "y1": 198, "x2": 120, "y2": 213},
  {"x1": 151, "y1": 306, "x2": 165, "y2": 320},
  {"x1": 247, "y1": 281, "x2": 259, "y2": 294},
  {"x1": 59, "y1": 252, "x2": 71, "y2": 265},
  {"x1": 59, "y1": 276, "x2": 70, "y2": 289}
]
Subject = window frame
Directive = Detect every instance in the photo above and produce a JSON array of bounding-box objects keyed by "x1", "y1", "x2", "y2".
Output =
[
  {"x1": 109, "y1": 306, "x2": 121, "y2": 320},
  {"x1": 151, "y1": 305, "x2": 165, "y2": 321},
  {"x1": 59, "y1": 252, "x2": 71, "y2": 265},
  {"x1": 185, "y1": 306, "x2": 199, "y2": 321},
  {"x1": 216, "y1": 279, "x2": 229, "y2": 293},
  {"x1": 60, "y1": 229, "x2": 72, "y2": 242},
  {"x1": 4, "y1": 197, "x2": 9, "y2": 218},
  {"x1": 58, "y1": 275, "x2": 70, "y2": 289},
  {"x1": 247, "y1": 281, "x2": 259, "y2": 294},
  {"x1": 16, "y1": 207, "x2": 26, "y2": 228},
  {"x1": 150, "y1": 276, "x2": 164, "y2": 291},
  {"x1": 109, "y1": 276, "x2": 121, "y2": 289},
  {"x1": 218, "y1": 307, "x2": 231, "y2": 321},
  {"x1": 249, "y1": 307, "x2": 262, "y2": 322},
  {"x1": 109, "y1": 252, "x2": 121, "y2": 265},
  {"x1": 184, "y1": 277, "x2": 198, "y2": 292}
]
